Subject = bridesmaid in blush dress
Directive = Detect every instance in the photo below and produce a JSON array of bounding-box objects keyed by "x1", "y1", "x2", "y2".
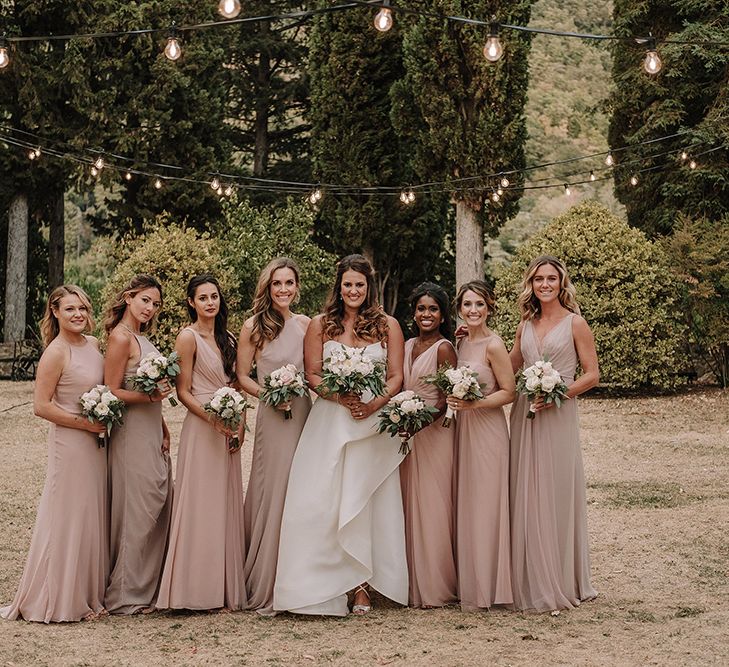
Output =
[
  {"x1": 509, "y1": 256, "x2": 599, "y2": 612},
  {"x1": 156, "y1": 275, "x2": 247, "y2": 611},
  {"x1": 1, "y1": 286, "x2": 108, "y2": 623},
  {"x1": 447, "y1": 281, "x2": 515, "y2": 612},
  {"x1": 102, "y1": 275, "x2": 173, "y2": 614},
  {"x1": 237, "y1": 258, "x2": 311, "y2": 615},
  {"x1": 399, "y1": 282, "x2": 458, "y2": 608}
]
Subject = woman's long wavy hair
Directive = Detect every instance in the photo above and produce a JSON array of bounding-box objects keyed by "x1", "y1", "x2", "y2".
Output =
[
  {"x1": 40, "y1": 285, "x2": 94, "y2": 347},
  {"x1": 186, "y1": 275, "x2": 237, "y2": 379},
  {"x1": 455, "y1": 280, "x2": 497, "y2": 322},
  {"x1": 409, "y1": 282, "x2": 453, "y2": 340},
  {"x1": 103, "y1": 274, "x2": 163, "y2": 335},
  {"x1": 322, "y1": 254, "x2": 388, "y2": 343},
  {"x1": 250, "y1": 257, "x2": 301, "y2": 350},
  {"x1": 517, "y1": 255, "x2": 580, "y2": 320}
]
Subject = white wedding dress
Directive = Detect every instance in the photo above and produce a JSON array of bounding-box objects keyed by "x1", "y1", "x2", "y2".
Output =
[{"x1": 273, "y1": 340, "x2": 408, "y2": 616}]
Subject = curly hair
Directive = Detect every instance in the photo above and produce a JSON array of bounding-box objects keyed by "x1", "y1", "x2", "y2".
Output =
[
  {"x1": 186, "y1": 274, "x2": 237, "y2": 379},
  {"x1": 455, "y1": 280, "x2": 497, "y2": 322},
  {"x1": 322, "y1": 254, "x2": 389, "y2": 343},
  {"x1": 250, "y1": 257, "x2": 301, "y2": 350},
  {"x1": 516, "y1": 255, "x2": 580, "y2": 320},
  {"x1": 40, "y1": 285, "x2": 94, "y2": 347},
  {"x1": 409, "y1": 282, "x2": 454, "y2": 340},
  {"x1": 103, "y1": 274, "x2": 163, "y2": 335}
]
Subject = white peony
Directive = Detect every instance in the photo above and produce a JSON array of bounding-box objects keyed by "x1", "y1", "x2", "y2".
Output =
[
  {"x1": 210, "y1": 396, "x2": 223, "y2": 410},
  {"x1": 400, "y1": 399, "x2": 419, "y2": 414},
  {"x1": 541, "y1": 376, "x2": 557, "y2": 392},
  {"x1": 534, "y1": 360, "x2": 545, "y2": 369},
  {"x1": 452, "y1": 382, "x2": 469, "y2": 399},
  {"x1": 445, "y1": 368, "x2": 463, "y2": 384},
  {"x1": 95, "y1": 403, "x2": 110, "y2": 417},
  {"x1": 525, "y1": 375, "x2": 540, "y2": 392},
  {"x1": 100, "y1": 391, "x2": 115, "y2": 405},
  {"x1": 541, "y1": 361, "x2": 554, "y2": 374}
]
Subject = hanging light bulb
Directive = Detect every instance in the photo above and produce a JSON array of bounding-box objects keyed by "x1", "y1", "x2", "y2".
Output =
[
  {"x1": 224, "y1": 184, "x2": 234, "y2": 197},
  {"x1": 399, "y1": 189, "x2": 409, "y2": 204},
  {"x1": 496, "y1": 186, "x2": 503, "y2": 196},
  {"x1": 680, "y1": 151, "x2": 688, "y2": 161},
  {"x1": 605, "y1": 152, "x2": 615, "y2": 167},
  {"x1": 125, "y1": 171, "x2": 133, "y2": 181},
  {"x1": 491, "y1": 191, "x2": 500, "y2": 202},
  {"x1": 218, "y1": 0, "x2": 241, "y2": 19},
  {"x1": 407, "y1": 189, "x2": 416, "y2": 204},
  {"x1": 689, "y1": 159, "x2": 697, "y2": 170},
  {"x1": 0, "y1": 36, "x2": 9, "y2": 70},
  {"x1": 210, "y1": 175, "x2": 221, "y2": 191},
  {"x1": 374, "y1": 1, "x2": 393, "y2": 33},
  {"x1": 643, "y1": 38, "x2": 662, "y2": 75},
  {"x1": 500, "y1": 175, "x2": 510, "y2": 189},
  {"x1": 630, "y1": 175, "x2": 639, "y2": 186},
  {"x1": 564, "y1": 183, "x2": 571, "y2": 197},
  {"x1": 164, "y1": 27, "x2": 182, "y2": 61},
  {"x1": 483, "y1": 22, "x2": 504, "y2": 63},
  {"x1": 154, "y1": 178, "x2": 163, "y2": 190},
  {"x1": 90, "y1": 165, "x2": 99, "y2": 177},
  {"x1": 93, "y1": 156, "x2": 105, "y2": 171},
  {"x1": 308, "y1": 187, "x2": 323, "y2": 205},
  {"x1": 590, "y1": 170, "x2": 596, "y2": 182}
]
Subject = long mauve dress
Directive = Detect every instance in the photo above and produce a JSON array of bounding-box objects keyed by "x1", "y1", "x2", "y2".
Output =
[
  {"x1": 510, "y1": 313, "x2": 597, "y2": 611},
  {"x1": 455, "y1": 335, "x2": 513, "y2": 611},
  {"x1": 244, "y1": 317, "x2": 311, "y2": 614},
  {"x1": 105, "y1": 333, "x2": 173, "y2": 614},
  {"x1": 156, "y1": 328, "x2": 247, "y2": 611},
  {"x1": 1, "y1": 337, "x2": 108, "y2": 622},
  {"x1": 399, "y1": 338, "x2": 457, "y2": 608}
]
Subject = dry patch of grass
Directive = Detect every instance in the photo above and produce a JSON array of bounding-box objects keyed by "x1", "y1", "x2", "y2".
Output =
[{"x1": 1, "y1": 384, "x2": 728, "y2": 666}]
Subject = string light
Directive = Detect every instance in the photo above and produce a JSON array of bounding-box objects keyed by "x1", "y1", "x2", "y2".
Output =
[
  {"x1": 680, "y1": 151, "x2": 688, "y2": 161},
  {"x1": 689, "y1": 159, "x2": 697, "y2": 169},
  {"x1": 154, "y1": 177, "x2": 163, "y2": 189},
  {"x1": 164, "y1": 27, "x2": 182, "y2": 61},
  {"x1": 308, "y1": 187, "x2": 323, "y2": 205},
  {"x1": 28, "y1": 147, "x2": 41, "y2": 161},
  {"x1": 496, "y1": 186, "x2": 503, "y2": 196},
  {"x1": 93, "y1": 156, "x2": 105, "y2": 171},
  {"x1": 90, "y1": 165, "x2": 99, "y2": 176},
  {"x1": 491, "y1": 190, "x2": 500, "y2": 202},
  {"x1": 374, "y1": 1, "x2": 394, "y2": 33},
  {"x1": 125, "y1": 171, "x2": 133, "y2": 181},
  {"x1": 500, "y1": 175, "x2": 510, "y2": 188},
  {"x1": 563, "y1": 183, "x2": 571, "y2": 196},
  {"x1": 0, "y1": 36, "x2": 9, "y2": 70},
  {"x1": 630, "y1": 174, "x2": 639, "y2": 186},
  {"x1": 28, "y1": 149, "x2": 37, "y2": 160},
  {"x1": 483, "y1": 22, "x2": 504, "y2": 63},
  {"x1": 589, "y1": 170, "x2": 596, "y2": 181},
  {"x1": 400, "y1": 187, "x2": 415, "y2": 204},
  {"x1": 605, "y1": 152, "x2": 615, "y2": 167},
  {"x1": 643, "y1": 37, "x2": 662, "y2": 75},
  {"x1": 218, "y1": 0, "x2": 242, "y2": 20},
  {"x1": 210, "y1": 175, "x2": 221, "y2": 191},
  {"x1": 224, "y1": 183, "x2": 234, "y2": 196}
]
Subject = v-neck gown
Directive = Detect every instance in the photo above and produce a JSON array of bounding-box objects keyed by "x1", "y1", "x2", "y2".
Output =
[
  {"x1": 156, "y1": 328, "x2": 247, "y2": 611},
  {"x1": 244, "y1": 318, "x2": 312, "y2": 614},
  {"x1": 399, "y1": 338, "x2": 457, "y2": 608},
  {"x1": 273, "y1": 340, "x2": 408, "y2": 616},
  {"x1": 1, "y1": 338, "x2": 108, "y2": 622},
  {"x1": 105, "y1": 332, "x2": 173, "y2": 614},
  {"x1": 509, "y1": 314, "x2": 597, "y2": 611}
]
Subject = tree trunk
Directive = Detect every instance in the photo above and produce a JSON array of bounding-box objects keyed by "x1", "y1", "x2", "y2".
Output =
[
  {"x1": 4, "y1": 193, "x2": 29, "y2": 342},
  {"x1": 455, "y1": 199, "x2": 483, "y2": 287},
  {"x1": 253, "y1": 20, "x2": 271, "y2": 177},
  {"x1": 48, "y1": 189, "x2": 64, "y2": 288}
]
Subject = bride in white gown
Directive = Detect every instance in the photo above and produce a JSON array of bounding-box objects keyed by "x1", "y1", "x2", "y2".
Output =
[{"x1": 273, "y1": 254, "x2": 408, "y2": 616}]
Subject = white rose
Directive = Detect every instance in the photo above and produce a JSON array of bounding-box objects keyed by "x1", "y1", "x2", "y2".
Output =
[
  {"x1": 525, "y1": 376, "x2": 540, "y2": 392},
  {"x1": 95, "y1": 403, "x2": 110, "y2": 417},
  {"x1": 445, "y1": 368, "x2": 462, "y2": 384},
  {"x1": 146, "y1": 366, "x2": 160, "y2": 379},
  {"x1": 534, "y1": 360, "x2": 545, "y2": 369},
  {"x1": 397, "y1": 390, "x2": 416, "y2": 401},
  {"x1": 400, "y1": 399, "x2": 419, "y2": 414},
  {"x1": 452, "y1": 382, "x2": 469, "y2": 399},
  {"x1": 389, "y1": 412, "x2": 401, "y2": 423},
  {"x1": 541, "y1": 361, "x2": 554, "y2": 373},
  {"x1": 278, "y1": 369, "x2": 295, "y2": 385},
  {"x1": 221, "y1": 407, "x2": 234, "y2": 419},
  {"x1": 541, "y1": 376, "x2": 557, "y2": 392},
  {"x1": 210, "y1": 396, "x2": 223, "y2": 411},
  {"x1": 95, "y1": 384, "x2": 107, "y2": 392},
  {"x1": 354, "y1": 361, "x2": 372, "y2": 375},
  {"x1": 524, "y1": 366, "x2": 538, "y2": 378},
  {"x1": 100, "y1": 391, "x2": 115, "y2": 405}
]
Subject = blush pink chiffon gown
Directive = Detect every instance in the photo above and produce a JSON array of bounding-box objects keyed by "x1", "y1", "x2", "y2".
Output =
[
  {"x1": 509, "y1": 314, "x2": 597, "y2": 611},
  {"x1": 454, "y1": 336, "x2": 513, "y2": 611},
  {"x1": 1, "y1": 337, "x2": 108, "y2": 622},
  {"x1": 399, "y1": 338, "x2": 457, "y2": 608},
  {"x1": 156, "y1": 328, "x2": 247, "y2": 611}
]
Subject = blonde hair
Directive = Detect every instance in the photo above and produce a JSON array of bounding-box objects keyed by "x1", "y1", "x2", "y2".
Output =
[
  {"x1": 517, "y1": 255, "x2": 580, "y2": 320},
  {"x1": 103, "y1": 274, "x2": 163, "y2": 335},
  {"x1": 250, "y1": 257, "x2": 301, "y2": 350},
  {"x1": 40, "y1": 285, "x2": 94, "y2": 347}
]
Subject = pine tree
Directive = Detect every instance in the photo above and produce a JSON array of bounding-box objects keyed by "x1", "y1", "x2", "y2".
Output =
[
  {"x1": 392, "y1": 0, "x2": 532, "y2": 285},
  {"x1": 608, "y1": 0, "x2": 729, "y2": 236}
]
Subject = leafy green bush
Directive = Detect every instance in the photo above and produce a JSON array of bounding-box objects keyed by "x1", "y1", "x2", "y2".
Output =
[
  {"x1": 101, "y1": 217, "x2": 237, "y2": 353},
  {"x1": 219, "y1": 197, "x2": 336, "y2": 317},
  {"x1": 494, "y1": 201, "x2": 688, "y2": 390},
  {"x1": 65, "y1": 236, "x2": 116, "y2": 312},
  {"x1": 663, "y1": 215, "x2": 729, "y2": 387}
]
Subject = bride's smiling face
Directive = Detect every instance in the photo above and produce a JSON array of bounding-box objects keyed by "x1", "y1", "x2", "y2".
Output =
[{"x1": 340, "y1": 270, "x2": 368, "y2": 310}]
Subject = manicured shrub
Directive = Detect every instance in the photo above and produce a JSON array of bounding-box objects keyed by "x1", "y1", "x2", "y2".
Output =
[{"x1": 494, "y1": 201, "x2": 688, "y2": 390}]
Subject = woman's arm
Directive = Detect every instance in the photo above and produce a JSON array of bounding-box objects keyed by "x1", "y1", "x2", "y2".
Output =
[
  {"x1": 567, "y1": 315, "x2": 600, "y2": 398},
  {"x1": 303, "y1": 315, "x2": 334, "y2": 399},
  {"x1": 432, "y1": 340, "x2": 458, "y2": 416},
  {"x1": 104, "y1": 327, "x2": 170, "y2": 405},
  {"x1": 509, "y1": 320, "x2": 525, "y2": 373},
  {"x1": 175, "y1": 329, "x2": 235, "y2": 437},
  {"x1": 33, "y1": 343, "x2": 106, "y2": 433},
  {"x1": 236, "y1": 318, "x2": 263, "y2": 399}
]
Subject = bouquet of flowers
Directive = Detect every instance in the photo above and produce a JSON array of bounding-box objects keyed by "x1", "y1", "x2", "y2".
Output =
[
  {"x1": 377, "y1": 390, "x2": 439, "y2": 455},
  {"x1": 80, "y1": 384, "x2": 125, "y2": 448},
  {"x1": 319, "y1": 345, "x2": 387, "y2": 401},
  {"x1": 203, "y1": 386, "x2": 250, "y2": 451},
  {"x1": 516, "y1": 357, "x2": 569, "y2": 419},
  {"x1": 131, "y1": 351, "x2": 181, "y2": 406},
  {"x1": 424, "y1": 362, "x2": 483, "y2": 428},
  {"x1": 260, "y1": 364, "x2": 308, "y2": 420}
]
